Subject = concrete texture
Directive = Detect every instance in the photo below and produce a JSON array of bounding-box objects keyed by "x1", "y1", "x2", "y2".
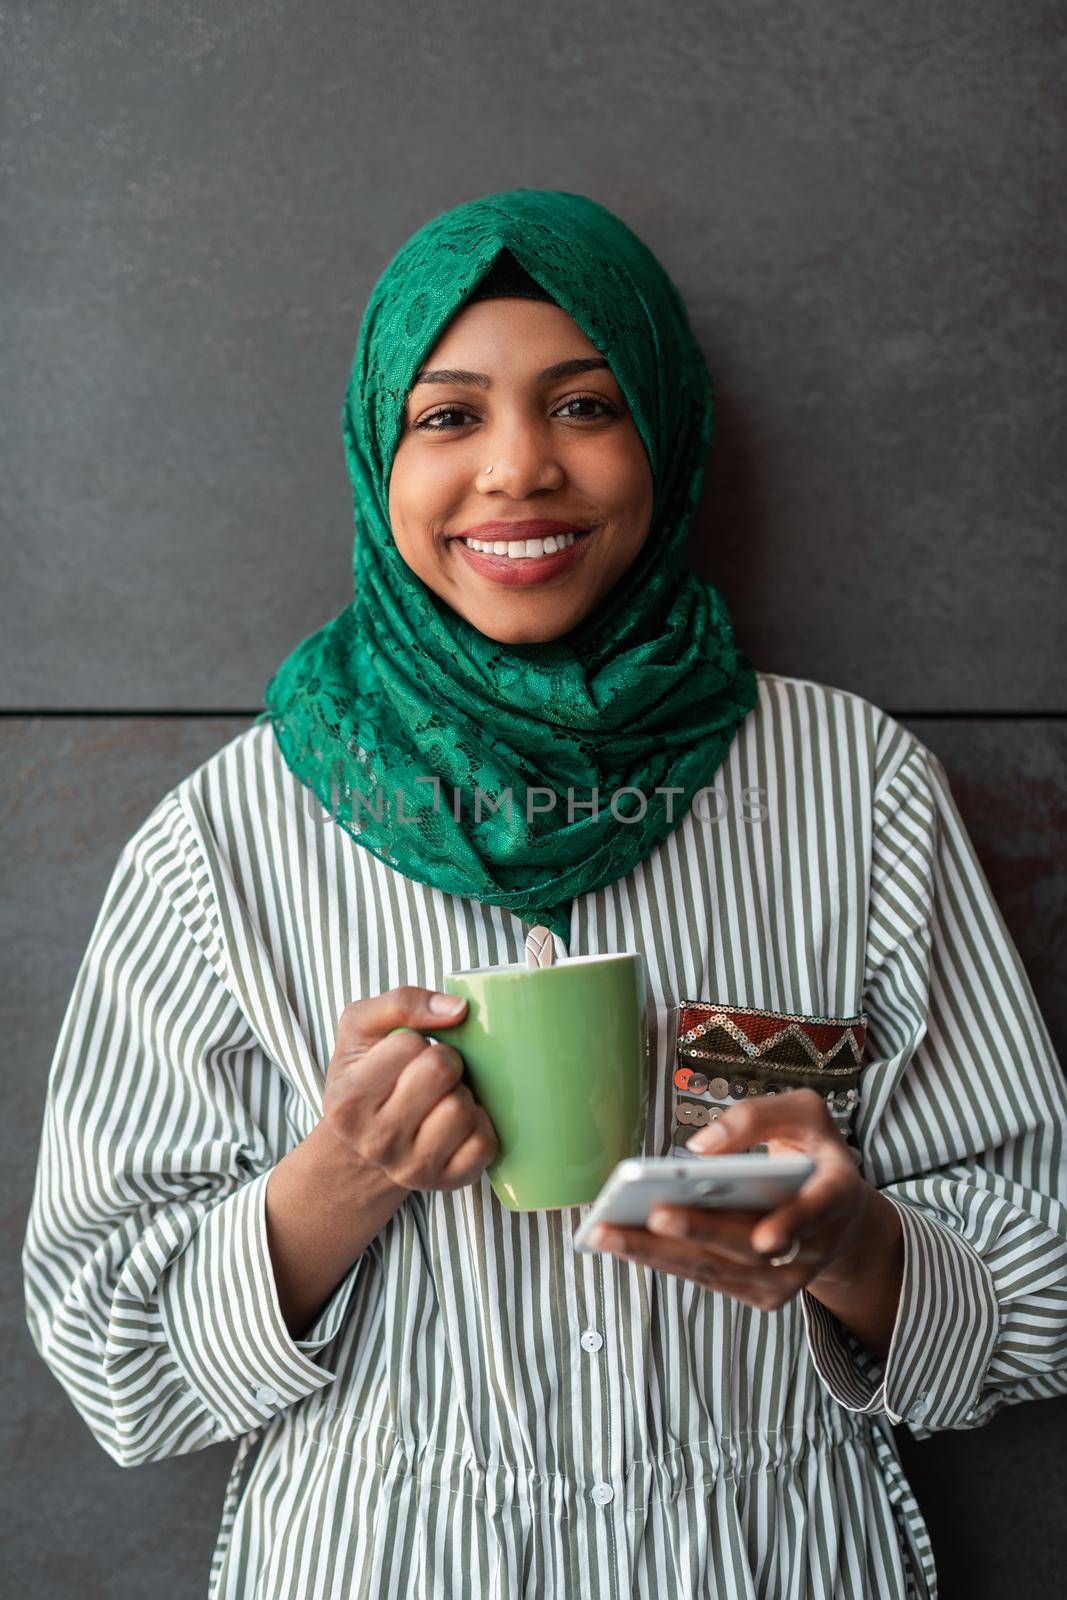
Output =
[{"x1": 2, "y1": 1, "x2": 1064, "y2": 711}]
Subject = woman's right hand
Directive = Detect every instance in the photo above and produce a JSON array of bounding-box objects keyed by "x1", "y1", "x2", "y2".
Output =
[{"x1": 320, "y1": 987, "x2": 499, "y2": 1193}]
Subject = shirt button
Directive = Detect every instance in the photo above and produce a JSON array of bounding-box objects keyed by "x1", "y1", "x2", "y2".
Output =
[
  {"x1": 580, "y1": 1328, "x2": 604, "y2": 1353},
  {"x1": 590, "y1": 1482, "x2": 614, "y2": 1506},
  {"x1": 907, "y1": 1394, "x2": 929, "y2": 1425},
  {"x1": 252, "y1": 1383, "x2": 280, "y2": 1407}
]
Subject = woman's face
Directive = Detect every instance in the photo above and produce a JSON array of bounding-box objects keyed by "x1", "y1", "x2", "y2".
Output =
[{"x1": 387, "y1": 296, "x2": 654, "y2": 644}]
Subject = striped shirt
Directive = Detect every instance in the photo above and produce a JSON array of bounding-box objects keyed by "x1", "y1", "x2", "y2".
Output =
[{"x1": 22, "y1": 671, "x2": 1067, "y2": 1599}]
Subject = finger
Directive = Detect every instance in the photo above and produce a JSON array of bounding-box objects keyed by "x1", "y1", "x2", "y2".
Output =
[
  {"x1": 405, "y1": 1084, "x2": 480, "y2": 1170},
  {"x1": 331, "y1": 1030, "x2": 448, "y2": 1113},
  {"x1": 592, "y1": 1226, "x2": 811, "y2": 1303},
  {"x1": 684, "y1": 1086, "x2": 839, "y2": 1158},
  {"x1": 645, "y1": 1204, "x2": 837, "y2": 1266},
  {"x1": 439, "y1": 1108, "x2": 498, "y2": 1184},
  {"x1": 647, "y1": 1205, "x2": 776, "y2": 1264},
  {"x1": 379, "y1": 1041, "x2": 467, "y2": 1121},
  {"x1": 333, "y1": 1002, "x2": 469, "y2": 1111},
  {"x1": 334, "y1": 986, "x2": 468, "y2": 1060},
  {"x1": 654, "y1": 1143, "x2": 855, "y2": 1258},
  {"x1": 592, "y1": 1224, "x2": 752, "y2": 1282},
  {"x1": 747, "y1": 1154, "x2": 857, "y2": 1255}
]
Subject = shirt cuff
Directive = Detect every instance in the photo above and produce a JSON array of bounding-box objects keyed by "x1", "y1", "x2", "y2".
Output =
[
  {"x1": 158, "y1": 1168, "x2": 365, "y2": 1438},
  {"x1": 800, "y1": 1192, "x2": 1001, "y2": 1432}
]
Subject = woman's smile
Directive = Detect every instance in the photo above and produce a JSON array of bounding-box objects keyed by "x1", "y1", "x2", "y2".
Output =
[{"x1": 449, "y1": 519, "x2": 599, "y2": 587}]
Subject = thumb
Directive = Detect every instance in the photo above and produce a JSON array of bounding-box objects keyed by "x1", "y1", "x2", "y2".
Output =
[{"x1": 335, "y1": 986, "x2": 468, "y2": 1056}]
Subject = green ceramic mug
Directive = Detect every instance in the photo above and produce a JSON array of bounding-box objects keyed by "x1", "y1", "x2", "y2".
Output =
[{"x1": 435, "y1": 951, "x2": 649, "y2": 1211}]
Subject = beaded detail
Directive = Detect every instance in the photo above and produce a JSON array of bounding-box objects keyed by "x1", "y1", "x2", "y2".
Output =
[{"x1": 669, "y1": 999, "x2": 868, "y2": 1157}]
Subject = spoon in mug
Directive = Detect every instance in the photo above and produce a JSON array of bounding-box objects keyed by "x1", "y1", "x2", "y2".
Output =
[{"x1": 525, "y1": 925, "x2": 556, "y2": 968}]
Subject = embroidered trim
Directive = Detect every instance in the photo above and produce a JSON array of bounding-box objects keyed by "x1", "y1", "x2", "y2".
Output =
[
  {"x1": 667, "y1": 999, "x2": 869, "y2": 1158},
  {"x1": 677, "y1": 1000, "x2": 867, "y2": 1075}
]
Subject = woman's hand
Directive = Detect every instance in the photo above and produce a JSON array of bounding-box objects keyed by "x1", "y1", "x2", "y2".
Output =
[
  {"x1": 590, "y1": 1088, "x2": 904, "y2": 1360},
  {"x1": 267, "y1": 987, "x2": 497, "y2": 1342},
  {"x1": 320, "y1": 986, "x2": 499, "y2": 1193}
]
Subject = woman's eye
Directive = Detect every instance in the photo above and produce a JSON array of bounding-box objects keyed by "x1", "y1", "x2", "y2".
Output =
[
  {"x1": 413, "y1": 394, "x2": 620, "y2": 432},
  {"x1": 414, "y1": 406, "x2": 472, "y2": 432},
  {"x1": 555, "y1": 394, "x2": 620, "y2": 421}
]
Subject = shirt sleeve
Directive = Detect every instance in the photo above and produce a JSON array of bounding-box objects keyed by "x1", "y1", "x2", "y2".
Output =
[
  {"x1": 800, "y1": 728, "x2": 1067, "y2": 1436},
  {"x1": 21, "y1": 792, "x2": 372, "y2": 1468}
]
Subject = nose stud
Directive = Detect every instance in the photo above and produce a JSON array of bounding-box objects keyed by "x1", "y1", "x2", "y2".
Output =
[{"x1": 484, "y1": 464, "x2": 494, "y2": 474}]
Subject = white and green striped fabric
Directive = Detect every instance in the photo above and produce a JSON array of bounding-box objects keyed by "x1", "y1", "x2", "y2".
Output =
[{"x1": 23, "y1": 672, "x2": 1067, "y2": 1599}]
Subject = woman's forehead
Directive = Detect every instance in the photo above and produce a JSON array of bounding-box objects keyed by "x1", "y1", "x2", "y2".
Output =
[{"x1": 410, "y1": 298, "x2": 611, "y2": 387}]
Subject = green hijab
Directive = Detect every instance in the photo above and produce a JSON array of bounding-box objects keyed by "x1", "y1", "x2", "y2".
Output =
[{"x1": 259, "y1": 189, "x2": 758, "y2": 943}]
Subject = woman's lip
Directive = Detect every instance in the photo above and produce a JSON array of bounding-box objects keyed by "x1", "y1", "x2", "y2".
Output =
[{"x1": 451, "y1": 529, "x2": 595, "y2": 587}]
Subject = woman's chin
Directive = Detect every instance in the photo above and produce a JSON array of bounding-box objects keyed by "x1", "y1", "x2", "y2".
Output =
[
  {"x1": 464, "y1": 610, "x2": 585, "y2": 646},
  {"x1": 438, "y1": 591, "x2": 590, "y2": 645}
]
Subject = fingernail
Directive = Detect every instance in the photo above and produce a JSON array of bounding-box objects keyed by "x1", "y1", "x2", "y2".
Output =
[
  {"x1": 649, "y1": 1209, "x2": 686, "y2": 1236},
  {"x1": 755, "y1": 1233, "x2": 785, "y2": 1256},
  {"x1": 429, "y1": 993, "x2": 466, "y2": 1015},
  {"x1": 687, "y1": 1123, "x2": 726, "y2": 1152}
]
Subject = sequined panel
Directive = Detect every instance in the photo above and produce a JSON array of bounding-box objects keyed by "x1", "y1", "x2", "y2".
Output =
[{"x1": 669, "y1": 1000, "x2": 868, "y2": 1158}]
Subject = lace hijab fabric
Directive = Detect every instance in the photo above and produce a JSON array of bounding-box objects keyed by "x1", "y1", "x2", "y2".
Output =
[{"x1": 260, "y1": 189, "x2": 758, "y2": 942}]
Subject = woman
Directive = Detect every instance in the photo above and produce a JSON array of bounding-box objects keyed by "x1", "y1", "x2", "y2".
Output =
[{"x1": 23, "y1": 189, "x2": 1067, "y2": 1599}]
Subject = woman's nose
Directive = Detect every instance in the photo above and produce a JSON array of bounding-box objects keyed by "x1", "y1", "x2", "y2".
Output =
[{"x1": 476, "y1": 430, "x2": 565, "y2": 496}]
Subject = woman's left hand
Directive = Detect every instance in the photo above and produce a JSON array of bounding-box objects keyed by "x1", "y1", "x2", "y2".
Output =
[{"x1": 590, "y1": 1088, "x2": 903, "y2": 1331}]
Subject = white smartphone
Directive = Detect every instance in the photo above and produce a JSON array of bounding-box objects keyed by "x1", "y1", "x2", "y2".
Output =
[{"x1": 572, "y1": 1154, "x2": 815, "y2": 1252}]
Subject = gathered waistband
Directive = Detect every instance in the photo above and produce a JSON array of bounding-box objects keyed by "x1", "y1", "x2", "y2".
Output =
[{"x1": 294, "y1": 1403, "x2": 877, "y2": 1519}]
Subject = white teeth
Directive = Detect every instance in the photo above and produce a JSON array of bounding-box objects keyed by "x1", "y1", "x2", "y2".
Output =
[{"x1": 462, "y1": 530, "x2": 578, "y2": 557}]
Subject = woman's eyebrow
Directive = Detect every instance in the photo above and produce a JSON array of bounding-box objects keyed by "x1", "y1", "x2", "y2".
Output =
[{"x1": 411, "y1": 357, "x2": 612, "y2": 389}]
